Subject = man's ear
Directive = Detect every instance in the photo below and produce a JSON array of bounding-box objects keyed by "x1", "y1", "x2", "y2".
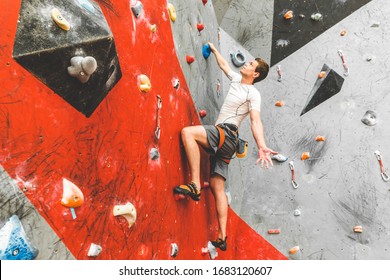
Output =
[{"x1": 253, "y1": 72, "x2": 260, "y2": 79}]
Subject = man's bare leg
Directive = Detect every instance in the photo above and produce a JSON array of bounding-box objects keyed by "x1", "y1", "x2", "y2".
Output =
[
  {"x1": 210, "y1": 174, "x2": 228, "y2": 241},
  {"x1": 180, "y1": 125, "x2": 211, "y2": 192}
]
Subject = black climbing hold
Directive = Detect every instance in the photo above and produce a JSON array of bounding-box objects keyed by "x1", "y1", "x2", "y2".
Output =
[
  {"x1": 300, "y1": 64, "x2": 344, "y2": 116},
  {"x1": 12, "y1": 0, "x2": 122, "y2": 118}
]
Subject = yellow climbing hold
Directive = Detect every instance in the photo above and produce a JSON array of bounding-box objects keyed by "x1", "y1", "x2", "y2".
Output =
[
  {"x1": 139, "y1": 74, "x2": 151, "y2": 92},
  {"x1": 51, "y1": 8, "x2": 70, "y2": 31},
  {"x1": 167, "y1": 3, "x2": 176, "y2": 22}
]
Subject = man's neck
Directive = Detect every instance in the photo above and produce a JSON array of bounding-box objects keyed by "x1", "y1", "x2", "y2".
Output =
[{"x1": 240, "y1": 77, "x2": 253, "y2": 85}]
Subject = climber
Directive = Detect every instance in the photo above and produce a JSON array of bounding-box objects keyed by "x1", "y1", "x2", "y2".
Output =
[{"x1": 174, "y1": 42, "x2": 277, "y2": 251}]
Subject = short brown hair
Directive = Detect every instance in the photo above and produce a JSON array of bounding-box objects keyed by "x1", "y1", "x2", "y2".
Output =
[{"x1": 253, "y1": 58, "x2": 269, "y2": 84}]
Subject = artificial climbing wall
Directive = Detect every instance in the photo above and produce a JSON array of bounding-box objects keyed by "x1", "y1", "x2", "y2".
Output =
[
  {"x1": 0, "y1": 0, "x2": 285, "y2": 260},
  {"x1": 173, "y1": 0, "x2": 390, "y2": 259}
]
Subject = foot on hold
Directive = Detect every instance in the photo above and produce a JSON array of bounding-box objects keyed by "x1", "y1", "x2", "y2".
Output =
[
  {"x1": 211, "y1": 237, "x2": 227, "y2": 251},
  {"x1": 173, "y1": 182, "x2": 200, "y2": 201}
]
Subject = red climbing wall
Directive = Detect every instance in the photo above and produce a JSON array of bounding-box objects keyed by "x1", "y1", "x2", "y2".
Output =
[{"x1": 0, "y1": 0, "x2": 286, "y2": 260}]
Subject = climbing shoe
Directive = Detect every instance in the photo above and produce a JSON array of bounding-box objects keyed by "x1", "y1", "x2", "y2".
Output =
[
  {"x1": 173, "y1": 182, "x2": 201, "y2": 201},
  {"x1": 211, "y1": 237, "x2": 227, "y2": 251}
]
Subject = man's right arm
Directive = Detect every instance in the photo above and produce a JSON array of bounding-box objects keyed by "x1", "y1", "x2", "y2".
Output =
[{"x1": 208, "y1": 42, "x2": 232, "y2": 77}]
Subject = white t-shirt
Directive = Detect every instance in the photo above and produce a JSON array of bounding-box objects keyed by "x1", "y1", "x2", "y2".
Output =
[{"x1": 215, "y1": 71, "x2": 261, "y2": 127}]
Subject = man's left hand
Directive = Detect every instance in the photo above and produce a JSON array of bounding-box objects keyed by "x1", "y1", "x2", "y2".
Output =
[{"x1": 256, "y1": 147, "x2": 278, "y2": 169}]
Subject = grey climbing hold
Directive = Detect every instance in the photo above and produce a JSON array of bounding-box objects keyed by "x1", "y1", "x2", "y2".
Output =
[
  {"x1": 230, "y1": 50, "x2": 246, "y2": 67},
  {"x1": 173, "y1": 79, "x2": 180, "y2": 89},
  {"x1": 207, "y1": 241, "x2": 218, "y2": 259},
  {"x1": 67, "y1": 56, "x2": 98, "y2": 83},
  {"x1": 361, "y1": 110, "x2": 377, "y2": 126},
  {"x1": 311, "y1": 13, "x2": 323, "y2": 21},
  {"x1": 370, "y1": 22, "x2": 380, "y2": 28},
  {"x1": 131, "y1": 0, "x2": 144, "y2": 18},
  {"x1": 170, "y1": 243, "x2": 178, "y2": 258},
  {"x1": 271, "y1": 154, "x2": 288, "y2": 162},
  {"x1": 150, "y1": 148, "x2": 160, "y2": 160}
]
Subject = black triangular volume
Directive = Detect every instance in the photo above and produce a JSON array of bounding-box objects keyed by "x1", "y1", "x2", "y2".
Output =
[{"x1": 300, "y1": 64, "x2": 344, "y2": 116}]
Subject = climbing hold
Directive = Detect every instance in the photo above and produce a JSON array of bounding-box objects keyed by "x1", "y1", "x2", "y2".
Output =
[
  {"x1": 76, "y1": 0, "x2": 95, "y2": 13},
  {"x1": 370, "y1": 22, "x2": 380, "y2": 28},
  {"x1": 301, "y1": 152, "x2": 310, "y2": 160},
  {"x1": 186, "y1": 55, "x2": 195, "y2": 64},
  {"x1": 374, "y1": 151, "x2": 390, "y2": 182},
  {"x1": 268, "y1": 229, "x2": 281, "y2": 234},
  {"x1": 67, "y1": 56, "x2": 97, "y2": 83},
  {"x1": 340, "y1": 30, "x2": 347, "y2": 36},
  {"x1": 167, "y1": 3, "x2": 176, "y2": 22},
  {"x1": 275, "y1": 100, "x2": 283, "y2": 107},
  {"x1": 361, "y1": 110, "x2": 377, "y2": 126},
  {"x1": 131, "y1": 0, "x2": 144, "y2": 18},
  {"x1": 150, "y1": 24, "x2": 157, "y2": 33},
  {"x1": 61, "y1": 178, "x2": 84, "y2": 208},
  {"x1": 276, "y1": 65, "x2": 282, "y2": 82},
  {"x1": 202, "y1": 0, "x2": 208, "y2": 5},
  {"x1": 203, "y1": 182, "x2": 210, "y2": 188},
  {"x1": 113, "y1": 202, "x2": 137, "y2": 228},
  {"x1": 318, "y1": 71, "x2": 326, "y2": 79},
  {"x1": 87, "y1": 243, "x2": 102, "y2": 257},
  {"x1": 51, "y1": 8, "x2": 70, "y2": 31},
  {"x1": 170, "y1": 243, "x2": 179, "y2": 258},
  {"x1": 354, "y1": 226, "x2": 363, "y2": 233},
  {"x1": 150, "y1": 148, "x2": 160, "y2": 160},
  {"x1": 289, "y1": 246, "x2": 300, "y2": 255},
  {"x1": 202, "y1": 44, "x2": 211, "y2": 59},
  {"x1": 315, "y1": 136, "x2": 326, "y2": 142},
  {"x1": 155, "y1": 95, "x2": 162, "y2": 140},
  {"x1": 289, "y1": 246, "x2": 302, "y2": 259},
  {"x1": 299, "y1": 14, "x2": 305, "y2": 19},
  {"x1": 284, "y1": 10, "x2": 293, "y2": 20},
  {"x1": 198, "y1": 110, "x2": 207, "y2": 118},
  {"x1": 197, "y1": 23, "x2": 205, "y2": 32},
  {"x1": 294, "y1": 209, "x2": 301, "y2": 216},
  {"x1": 0, "y1": 215, "x2": 39, "y2": 260},
  {"x1": 289, "y1": 161, "x2": 299, "y2": 189},
  {"x1": 207, "y1": 241, "x2": 218, "y2": 259},
  {"x1": 173, "y1": 79, "x2": 180, "y2": 89},
  {"x1": 271, "y1": 154, "x2": 288, "y2": 162},
  {"x1": 311, "y1": 13, "x2": 323, "y2": 21},
  {"x1": 230, "y1": 50, "x2": 246, "y2": 67},
  {"x1": 139, "y1": 74, "x2": 151, "y2": 92}
]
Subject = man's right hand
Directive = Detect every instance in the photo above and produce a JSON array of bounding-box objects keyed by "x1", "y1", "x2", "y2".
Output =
[{"x1": 208, "y1": 42, "x2": 217, "y2": 53}]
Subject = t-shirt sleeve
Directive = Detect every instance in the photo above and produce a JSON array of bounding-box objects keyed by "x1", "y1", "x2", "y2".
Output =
[
  {"x1": 249, "y1": 90, "x2": 261, "y2": 112},
  {"x1": 227, "y1": 70, "x2": 242, "y2": 82}
]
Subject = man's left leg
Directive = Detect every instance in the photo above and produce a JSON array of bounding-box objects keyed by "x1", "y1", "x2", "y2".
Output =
[{"x1": 210, "y1": 173, "x2": 228, "y2": 251}]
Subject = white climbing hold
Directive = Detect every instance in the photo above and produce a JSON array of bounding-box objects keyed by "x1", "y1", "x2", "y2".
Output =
[
  {"x1": 271, "y1": 153, "x2": 288, "y2": 162},
  {"x1": 87, "y1": 243, "x2": 102, "y2": 257},
  {"x1": 113, "y1": 202, "x2": 137, "y2": 228},
  {"x1": 170, "y1": 243, "x2": 179, "y2": 258},
  {"x1": 207, "y1": 241, "x2": 218, "y2": 259}
]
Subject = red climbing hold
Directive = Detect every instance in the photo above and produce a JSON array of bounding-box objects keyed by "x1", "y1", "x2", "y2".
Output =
[
  {"x1": 202, "y1": 0, "x2": 208, "y2": 5},
  {"x1": 186, "y1": 55, "x2": 195, "y2": 64},
  {"x1": 197, "y1": 23, "x2": 204, "y2": 32},
  {"x1": 198, "y1": 110, "x2": 207, "y2": 118}
]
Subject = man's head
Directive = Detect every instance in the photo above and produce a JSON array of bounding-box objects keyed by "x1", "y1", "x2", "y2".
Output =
[{"x1": 240, "y1": 58, "x2": 269, "y2": 84}]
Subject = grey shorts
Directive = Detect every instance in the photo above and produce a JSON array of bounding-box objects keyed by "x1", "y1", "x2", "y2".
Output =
[{"x1": 204, "y1": 124, "x2": 238, "y2": 180}]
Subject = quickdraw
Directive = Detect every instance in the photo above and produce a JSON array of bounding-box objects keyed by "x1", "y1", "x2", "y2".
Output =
[
  {"x1": 216, "y1": 79, "x2": 221, "y2": 97},
  {"x1": 337, "y1": 50, "x2": 349, "y2": 76},
  {"x1": 289, "y1": 161, "x2": 299, "y2": 189},
  {"x1": 374, "y1": 150, "x2": 390, "y2": 182},
  {"x1": 155, "y1": 95, "x2": 162, "y2": 140},
  {"x1": 277, "y1": 65, "x2": 282, "y2": 82}
]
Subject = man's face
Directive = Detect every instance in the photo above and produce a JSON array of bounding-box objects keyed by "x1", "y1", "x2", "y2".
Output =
[{"x1": 240, "y1": 60, "x2": 259, "y2": 79}]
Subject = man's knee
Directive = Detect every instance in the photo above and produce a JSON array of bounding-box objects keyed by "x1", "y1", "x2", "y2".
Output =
[{"x1": 181, "y1": 127, "x2": 193, "y2": 141}]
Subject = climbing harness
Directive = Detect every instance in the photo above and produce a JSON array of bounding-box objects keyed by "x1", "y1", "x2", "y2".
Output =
[
  {"x1": 155, "y1": 95, "x2": 162, "y2": 140},
  {"x1": 289, "y1": 161, "x2": 299, "y2": 189},
  {"x1": 337, "y1": 50, "x2": 349, "y2": 76},
  {"x1": 230, "y1": 50, "x2": 246, "y2": 67},
  {"x1": 277, "y1": 65, "x2": 282, "y2": 82},
  {"x1": 374, "y1": 150, "x2": 390, "y2": 182}
]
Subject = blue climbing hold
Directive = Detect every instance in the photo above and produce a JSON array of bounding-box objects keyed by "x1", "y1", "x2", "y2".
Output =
[
  {"x1": 0, "y1": 215, "x2": 39, "y2": 260},
  {"x1": 202, "y1": 44, "x2": 211, "y2": 59}
]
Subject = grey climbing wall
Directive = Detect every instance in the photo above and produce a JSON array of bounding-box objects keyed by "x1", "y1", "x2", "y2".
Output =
[{"x1": 171, "y1": 0, "x2": 390, "y2": 259}]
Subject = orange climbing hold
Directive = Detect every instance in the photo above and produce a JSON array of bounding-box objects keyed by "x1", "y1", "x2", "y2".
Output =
[
  {"x1": 267, "y1": 229, "x2": 281, "y2": 234},
  {"x1": 275, "y1": 100, "x2": 283, "y2": 107},
  {"x1": 316, "y1": 136, "x2": 325, "y2": 142},
  {"x1": 289, "y1": 246, "x2": 300, "y2": 255},
  {"x1": 301, "y1": 152, "x2": 310, "y2": 160},
  {"x1": 354, "y1": 226, "x2": 363, "y2": 233},
  {"x1": 284, "y1": 10, "x2": 293, "y2": 20},
  {"x1": 51, "y1": 8, "x2": 70, "y2": 31},
  {"x1": 186, "y1": 55, "x2": 195, "y2": 64},
  {"x1": 61, "y1": 178, "x2": 84, "y2": 208},
  {"x1": 340, "y1": 30, "x2": 347, "y2": 36},
  {"x1": 318, "y1": 71, "x2": 326, "y2": 78}
]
